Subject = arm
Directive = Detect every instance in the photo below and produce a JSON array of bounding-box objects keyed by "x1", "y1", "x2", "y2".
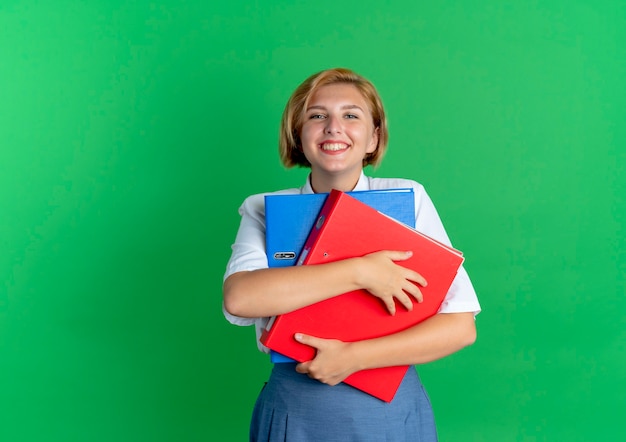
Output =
[
  {"x1": 223, "y1": 193, "x2": 426, "y2": 323},
  {"x1": 295, "y1": 312, "x2": 477, "y2": 386},
  {"x1": 223, "y1": 250, "x2": 427, "y2": 318}
]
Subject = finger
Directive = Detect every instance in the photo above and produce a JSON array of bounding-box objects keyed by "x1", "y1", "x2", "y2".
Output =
[
  {"x1": 295, "y1": 333, "x2": 323, "y2": 349},
  {"x1": 295, "y1": 361, "x2": 310, "y2": 374},
  {"x1": 395, "y1": 291, "x2": 414, "y2": 312},
  {"x1": 378, "y1": 250, "x2": 414, "y2": 262},
  {"x1": 405, "y1": 269, "x2": 427, "y2": 287},
  {"x1": 384, "y1": 298, "x2": 396, "y2": 316},
  {"x1": 413, "y1": 287, "x2": 424, "y2": 304},
  {"x1": 402, "y1": 282, "x2": 424, "y2": 304}
]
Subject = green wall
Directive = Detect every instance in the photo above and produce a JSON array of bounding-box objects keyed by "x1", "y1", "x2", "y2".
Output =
[{"x1": 1, "y1": 1, "x2": 624, "y2": 440}]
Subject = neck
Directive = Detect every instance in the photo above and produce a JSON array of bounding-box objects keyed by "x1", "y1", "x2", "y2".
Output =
[{"x1": 309, "y1": 169, "x2": 362, "y2": 194}]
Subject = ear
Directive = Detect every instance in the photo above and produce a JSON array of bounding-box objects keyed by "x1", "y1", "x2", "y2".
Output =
[{"x1": 366, "y1": 126, "x2": 379, "y2": 154}]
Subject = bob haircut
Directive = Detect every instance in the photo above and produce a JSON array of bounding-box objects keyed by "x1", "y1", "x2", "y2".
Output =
[{"x1": 279, "y1": 67, "x2": 389, "y2": 168}]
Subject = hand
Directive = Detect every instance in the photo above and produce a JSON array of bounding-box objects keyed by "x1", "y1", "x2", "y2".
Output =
[
  {"x1": 294, "y1": 333, "x2": 358, "y2": 386},
  {"x1": 357, "y1": 250, "x2": 427, "y2": 315}
]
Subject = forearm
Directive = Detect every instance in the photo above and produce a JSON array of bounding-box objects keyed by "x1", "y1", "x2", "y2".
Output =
[
  {"x1": 351, "y1": 312, "x2": 477, "y2": 369},
  {"x1": 223, "y1": 259, "x2": 363, "y2": 318}
]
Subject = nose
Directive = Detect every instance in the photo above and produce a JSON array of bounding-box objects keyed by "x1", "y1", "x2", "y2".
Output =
[{"x1": 324, "y1": 115, "x2": 341, "y2": 134}]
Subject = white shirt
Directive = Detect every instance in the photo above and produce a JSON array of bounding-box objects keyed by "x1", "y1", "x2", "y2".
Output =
[{"x1": 223, "y1": 172, "x2": 481, "y2": 353}]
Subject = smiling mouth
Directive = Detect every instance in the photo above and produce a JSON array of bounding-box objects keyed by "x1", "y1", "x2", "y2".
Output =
[{"x1": 321, "y1": 143, "x2": 348, "y2": 151}]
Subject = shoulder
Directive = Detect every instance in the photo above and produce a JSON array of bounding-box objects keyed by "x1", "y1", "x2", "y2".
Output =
[{"x1": 238, "y1": 187, "x2": 301, "y2": 216}]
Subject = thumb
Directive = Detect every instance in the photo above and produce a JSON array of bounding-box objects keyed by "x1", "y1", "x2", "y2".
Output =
[
  {"x1": 295, "y1": 333, "x2": 322, "y2": 349},
  {"x1": 385, "y1": 250, "x2": 413, "y2": 262}
]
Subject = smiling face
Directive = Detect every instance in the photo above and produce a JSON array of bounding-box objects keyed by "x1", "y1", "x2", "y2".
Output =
[{"x1": 299, "y1": 83, "x2": 379, "y2": 192}]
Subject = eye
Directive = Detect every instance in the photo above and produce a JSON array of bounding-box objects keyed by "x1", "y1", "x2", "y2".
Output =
[
  {"x1": 309, "y1": 113, "x2": 326, "y2": 120},
  {"x1": 344, "y1": 113, "x2": 358, "y2": 119}
]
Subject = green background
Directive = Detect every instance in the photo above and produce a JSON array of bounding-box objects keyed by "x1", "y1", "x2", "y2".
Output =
[{"x1": 1, "y1": 1, "x2": 624, "y2": 441}]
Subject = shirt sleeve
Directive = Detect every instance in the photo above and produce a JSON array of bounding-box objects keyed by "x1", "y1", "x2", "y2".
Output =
[
  {"x1": 222, "y1": 193, "x2": 269, "y2": 328},
  {"x1": 413, "y1": 184, "x2": 482, "y2": 316},
  {"x1": 222, "y1": 189, "x2": 305, "y2": 353}
]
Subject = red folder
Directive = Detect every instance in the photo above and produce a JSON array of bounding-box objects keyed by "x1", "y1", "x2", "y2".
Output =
[{"x1": 260, "y1": 189, "x2": 464, "y2": 402}]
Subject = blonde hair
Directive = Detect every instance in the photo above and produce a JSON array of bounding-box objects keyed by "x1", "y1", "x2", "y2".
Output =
[{"x1": 279, "y1": 68, "x2": 388, "y2": 168}]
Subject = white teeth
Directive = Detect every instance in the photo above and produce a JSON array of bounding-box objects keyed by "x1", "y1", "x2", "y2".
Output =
[{"x1": 321, "y1": 143, "x2": 346, "y2": 151}]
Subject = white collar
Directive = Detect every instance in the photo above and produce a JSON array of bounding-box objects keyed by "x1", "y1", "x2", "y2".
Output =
[{"x1": 301, "y1": 171, "x2": 369, "y2": 195}]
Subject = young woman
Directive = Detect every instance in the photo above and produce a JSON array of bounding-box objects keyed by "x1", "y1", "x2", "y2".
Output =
[{"x1": 222, "y1": 67, "x2": 481, "y2": 441}]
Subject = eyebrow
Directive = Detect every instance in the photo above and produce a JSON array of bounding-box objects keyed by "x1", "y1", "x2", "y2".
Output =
[{"x1": 306, "y1": 104, "x2": 364, "y2": 112}]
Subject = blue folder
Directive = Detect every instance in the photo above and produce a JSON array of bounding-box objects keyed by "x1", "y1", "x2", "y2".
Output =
[{"x1": 265, "y1": 188, "x2": 416, "y2": 363}]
